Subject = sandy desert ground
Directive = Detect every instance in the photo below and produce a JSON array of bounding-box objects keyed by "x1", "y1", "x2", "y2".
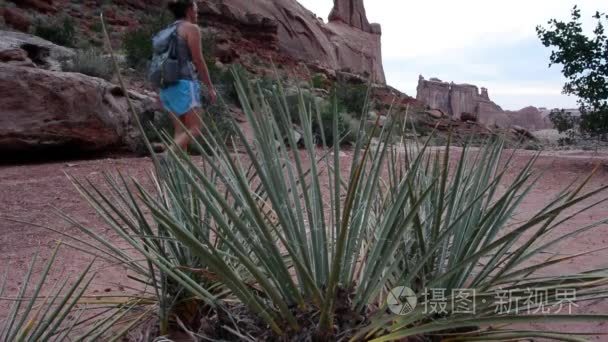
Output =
[{"x1": 1, "y1": 147, "x2": 608, "y2": 339}]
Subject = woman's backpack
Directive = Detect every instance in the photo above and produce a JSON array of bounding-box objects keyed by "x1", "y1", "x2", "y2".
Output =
[{"x1": 148, "y1": 22, "x2": 181, "y2": 89}]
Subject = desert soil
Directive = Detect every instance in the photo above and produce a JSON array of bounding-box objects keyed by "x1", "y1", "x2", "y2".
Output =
[{"x1": 1, "y1": 149, "x2": 608, "y2": 338}]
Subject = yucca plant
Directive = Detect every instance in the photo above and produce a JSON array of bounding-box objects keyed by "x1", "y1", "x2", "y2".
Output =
[
  {"x1": 0, "y1": 243, "x2": 139, "y2": 341},
  {"x1": 61, "y1": 57, "x2": 608, "y2": 340},
  {"x1": 25, "y1": 14, "x2": 606, "y2": 340},
  {"x1": 351, "y1": 134, "x2": 608, "y2": 341},
  {"x1": 58, "y1": 156, "x2": 246, "y2": 336}
]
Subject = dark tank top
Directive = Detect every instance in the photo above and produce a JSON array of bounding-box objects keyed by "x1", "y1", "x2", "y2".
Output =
[{"x1": 174, "y1": 21, "x2": 197, "y2": 81}]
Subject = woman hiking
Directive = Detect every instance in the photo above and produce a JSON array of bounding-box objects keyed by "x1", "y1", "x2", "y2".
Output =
[{"x1": 159, "y1": 0, "x2": 217, "y2": 152}]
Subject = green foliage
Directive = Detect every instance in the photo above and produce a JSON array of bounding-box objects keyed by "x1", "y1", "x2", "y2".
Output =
[
  {"x1": 312, "y1": 101, "x2": 353, "y2": 146},
  {"x1": 579, "y1": 104, "x2": 608, "y2": 139},
  {"x1": 33, "y1": 15, "x2": 76, "y2": 47},
  {"x1": 122, "y1": 12, "x2": 172, "y2": 69},
  {"x1": 61, "y1": 48, "x2": 114, "y2": 80},
  {"x1": 267, "y1": 88, "x2": 357, "y2": 147},
  {"x1": 334, "y1": 81, "x2": 369, "y2": 118},
  {"x1": 537, "y1": 6, "x2": 608, "y2": 139},
  {"x1": 547, "y1": 109, "x2": 579, "y2": 146},
  {"x1": 558, "y1": 135, "x2": 575, "y2": 146},
  {"x1": 548, "y1": 109, "x2": 577, "y2": 133},
  {"x1": 90, "y1": 21, "x2": 103, "y2": 33},
  {"x1": 212, "y1": 63, "x2": 250, "y2": 105},
  {"x1": 311, "y1": 73, "x2": 326, "y2": 89}
]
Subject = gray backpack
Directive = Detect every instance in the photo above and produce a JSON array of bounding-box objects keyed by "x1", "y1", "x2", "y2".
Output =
[{"x1": 148, "y1": 21, "x2": 182, "y2": 89}]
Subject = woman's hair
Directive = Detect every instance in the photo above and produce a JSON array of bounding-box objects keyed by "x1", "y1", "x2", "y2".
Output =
[{"x1": 167, "y1": 0, "x2": 194, "y2": 19}]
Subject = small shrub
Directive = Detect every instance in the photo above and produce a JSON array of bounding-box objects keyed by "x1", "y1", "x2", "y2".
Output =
[
  {"x1": 122, "y1": 13, "x2": 172, "y2": 69},
  {"x1": 123, "y1": 28, "x2": 153, "y2": 69},
  {"x1": 405, "y1": 116, "x2": 432, "y2": 136},
  {"x1": 558, "y1": 136, "x2": 575, "y2": 146},
  {"x1": 523, "y1": 142, "x2": 543, "y2": 151},
  {"x1": 90, "y1": 21, "x2": 103, "y2": 33},
  {"x1": 191, "y1": 102, "x2": 237, "y2": 155},
  {"x1": 213, "y1": 64, "x2": 250, "y2": 105},
  {"x1": 334, "y1": 81, "x2": 369, "y2": 118},
  {"x1": 312, "y1": 104, "x2": 351, "y2": 147},
  {"x1": 269, "y1": 90, "x2": 313, "y2": 125},
  {"x1": 311, "y1": 73, "x2": 326, "y2": 89},
  {"x1": 61, "y1": 49, "x2": 114, "y2": 80},
  {"x1": 34, "y1": 15, "x2": 77, "y2": 47},
  {"x1": 341, "y1": 113, "x2": 362, "y2": 144}
]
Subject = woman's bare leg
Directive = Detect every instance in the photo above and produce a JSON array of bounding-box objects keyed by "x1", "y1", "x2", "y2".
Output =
[
  {"x1": 172, "y1": 113, "x2": 188, "y2": 150},
  {"x1": 173, "y1": 109, "x2": 201, "y2": 151}
]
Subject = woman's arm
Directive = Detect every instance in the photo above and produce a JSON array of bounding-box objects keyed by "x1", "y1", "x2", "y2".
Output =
[{"x1": 185, "y1": 23, "x2": 217, "y2": 103}]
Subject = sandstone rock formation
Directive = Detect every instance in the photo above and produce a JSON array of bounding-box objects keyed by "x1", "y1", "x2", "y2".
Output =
[
  {"x1": 199, "y1": 0, "x2": 385, "y2": 83},
  {"x1": 416, "y1": 76, "x2": 553, "y2": 130},
  {"x1": 0, "y1": 63, "x2": 157, "y2": 155}
]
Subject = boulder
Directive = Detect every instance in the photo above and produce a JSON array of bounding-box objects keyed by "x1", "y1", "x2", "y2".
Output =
[
  {"x1": 510, "y1": 125, "x2": 537, "y2": 141},
  {"x1": 0, "y1": 63, "x2": 157, "y2": 155},
  {"x1": 0, "y1": 48, "x2": 36, "y2": 67},
  {"x1": 512, "y1": 125, "x2": 525, "y2": 132},
  {"x1": 426, "y1": 109, "x2": 444, "y2": 119},
  {"x1": 0, "y1": 48, "x2": 27, "y2": 61},
  {"x1": 0, "y1": 30, "x2": 74, "y2": 71},
  {"x1": 377, "y1": 115, "x2": 388, "y2": 127},
  {"x1": 0, "y1": 47, "x2": 27, "y2": 61},
  {"x1": 288, "y1": 125, "x2": 304, "y2": 147}
]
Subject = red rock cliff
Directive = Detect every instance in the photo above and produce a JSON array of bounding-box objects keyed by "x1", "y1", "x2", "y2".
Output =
[{"x1": 200, "y1": 0, "x2": 385, "y2": 83}]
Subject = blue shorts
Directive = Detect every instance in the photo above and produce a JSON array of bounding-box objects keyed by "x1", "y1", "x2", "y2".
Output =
[{"x1": 159, "y1": 80, "x2": 202, "y2": 117}]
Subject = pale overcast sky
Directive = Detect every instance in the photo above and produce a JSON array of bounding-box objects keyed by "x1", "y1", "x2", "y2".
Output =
[{"x1": 297, "y1": 0, "x2": 606, "y2": 110}]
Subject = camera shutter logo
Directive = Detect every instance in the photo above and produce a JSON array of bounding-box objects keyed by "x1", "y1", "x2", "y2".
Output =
[{"x1": 387, "y1": 286, "x2": 417, "y2": 315}]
